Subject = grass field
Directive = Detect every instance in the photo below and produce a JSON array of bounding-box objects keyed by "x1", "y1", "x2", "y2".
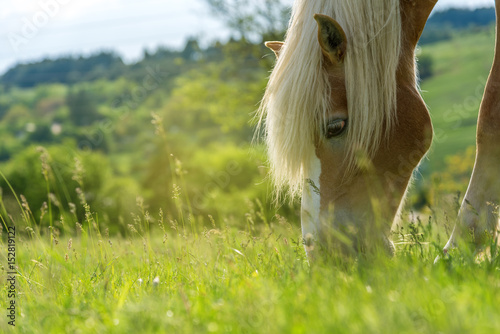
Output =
[
  {"x1": 1, "y1": 201, "x2": 499, "y2": 333},
  {"x1": 421, "y1": 27, "x2": 496, "y2": 171}
]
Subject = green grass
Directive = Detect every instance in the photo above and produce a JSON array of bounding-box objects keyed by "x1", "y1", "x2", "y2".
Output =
[
  {"x1": 1, "y1": 207, "x2": 499, "y2": 333},
  {"x1": 421, "y1": 28, "x2": 496, "y2": 171}
]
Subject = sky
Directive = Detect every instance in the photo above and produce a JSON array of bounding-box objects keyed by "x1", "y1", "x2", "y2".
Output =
[{"x1": 0, "y1": 0, "x2": 495, "y2": 74}]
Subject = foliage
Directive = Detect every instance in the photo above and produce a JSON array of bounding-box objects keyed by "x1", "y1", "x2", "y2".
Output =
[
  {"x1": 427, "y1": 7, "x2": 496, "y2": 30},
  {"x1": 419, "y1": 7, "x2": 495, "y2": 45},
  {"x1": 1, "y1": 52, "x2": 125, "y2": 88},
  {"x1": 432, "y1": 146, "x2": 476, "y2": 196},
  {"x1": 409, "y1": 145, "x2": 476, "y2": 214},
  {"x1": 419, "y1": 26, "x2": 454, "y2": 45},
  {"x1": 204, "y1": 0, "x2": 289, "y2": 41},
  {"x1": 0, "y1": 145, "x2": 140, "y2": 234},
  {"x1": 417, "y1": 53, "x2": 434, "y2": 81},
  {"x1": 163, "y1": 64, "x2": 266, "y2": 138},
  {"x1": 0, "y1": 37, "x2": 270, "y2": 90},
  {"x1": 66, "y1": 88, "x2": 101, "y2": 126}
]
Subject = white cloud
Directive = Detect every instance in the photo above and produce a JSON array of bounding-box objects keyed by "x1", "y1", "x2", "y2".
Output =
[
  {"x1": 0, "y1": 1, "x2": 38, "y2": 19},
  {"x1": 59, "y1": 0, "x2": 120, "y2": 21}
]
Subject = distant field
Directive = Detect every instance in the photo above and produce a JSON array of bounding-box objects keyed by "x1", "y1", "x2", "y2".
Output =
[{"x1": 420, "y1": 27, "x2": 495, "y2": 172}]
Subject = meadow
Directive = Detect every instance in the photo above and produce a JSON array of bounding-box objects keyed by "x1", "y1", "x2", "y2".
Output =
[
  {"x1": 1, "y1": 23, "x2": 500, "y2": 334},
  {"x1": 421, "y1": 27, "x2": 496, "y2": 172},
  {"x1": 1, "y1": 185, "x2": 499, "y2": 333}
]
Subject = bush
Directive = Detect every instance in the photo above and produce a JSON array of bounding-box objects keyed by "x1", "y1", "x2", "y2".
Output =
[
  {"x1": 0, "y1": 145, "x2": 140, "y2": 234},
  {"x1": 418, "y1": 54, "x2": 434, "y2": 81}
]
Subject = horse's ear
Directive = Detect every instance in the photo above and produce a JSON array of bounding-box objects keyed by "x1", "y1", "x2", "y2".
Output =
[
  {"x1": 314, "y1": 14, "x2": 347, "y2": 65},
  {"x1": 265, "y1": 41, "x2": 284, "y2": 58}
]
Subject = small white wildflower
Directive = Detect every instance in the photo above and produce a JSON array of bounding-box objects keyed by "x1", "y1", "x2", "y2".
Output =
[
  {"x1": 166, "y1": 310, "x2": 173, "y2": 318},
  {"x1": 153, "y1": 276, "x2": 160, "y2": 286},
  {"x1": 26, "y1": 122, "x2": 36, "y2": 133},
  {"x1": 137, "y1": 278, "x2": 143, "y2": 286},
  {"x1": 51, "y1": 123, "x2": 62, "y2": 135}
]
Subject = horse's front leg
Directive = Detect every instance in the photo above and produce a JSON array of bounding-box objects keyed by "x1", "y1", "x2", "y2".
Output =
[
  {"x1": 442, "y1": 1, "x2": 500, "y2": 255},
  {"x1": 443, "y1": 149, "x2": 500, "y2": 253}
]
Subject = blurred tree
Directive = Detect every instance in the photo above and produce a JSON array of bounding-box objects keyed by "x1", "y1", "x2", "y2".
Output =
[
  {"x1": 427, "y1": 7, "x2": 495, "y2": 30},
  {"x1": 28, "y1": 124, "x2": 53, "y2": 143},
  {"x1": 0, "y1": 145, "x2": 139, "y2": 233},
  {"x1": 0, "y1": 100, "x2": 9, "y2": 120},
  {"x1": 0, "y1": 52, "x2": 125, "y2": 87},
  {"x1": 163, "y1": 64, "x2": 265, "y2": 142},
  {"x1": 419, "y1": 7, "x2": 495, "y2": 45},
  {"x1": 433, "y1": 146, "x2": 476, "y2": 195},
  {"x1": 66, "y1": 89, "x2": 100, "y2": 126},
  {"x1": 204, "y1": 0, "x2": 290, "y2": 41},
  {"x1": 182, "y1": 38, "x2": 202, "y2": 61},
  {"x1": 419, "y1": 26, "x2": 454, "y2": 45},
  {"x1": 418, "y1": 54, "x2": 434, "y2": 81}
]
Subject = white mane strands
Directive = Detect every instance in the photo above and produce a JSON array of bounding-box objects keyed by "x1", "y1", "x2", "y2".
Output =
[{"x1": 258, "y1": 0, "x2": 401, "y2": 197}]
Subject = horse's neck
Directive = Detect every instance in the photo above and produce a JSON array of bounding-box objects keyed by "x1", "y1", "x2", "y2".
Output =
[{"x1": 400, "y1": 0, "x2": 438, "y2": 47}]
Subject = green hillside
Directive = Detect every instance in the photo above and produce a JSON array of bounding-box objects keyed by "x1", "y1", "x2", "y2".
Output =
[{"x1": 420, "y1": 27, "x2": 495, "y2": 172}]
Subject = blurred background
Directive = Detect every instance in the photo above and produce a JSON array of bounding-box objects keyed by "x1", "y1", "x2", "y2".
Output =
[{"x1": 0, "y1": 0, "x2": 496, "y2": 234}]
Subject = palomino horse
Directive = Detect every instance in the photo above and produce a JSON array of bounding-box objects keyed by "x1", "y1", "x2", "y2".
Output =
[{"x1": 258, "y1": 0, "x2": 500, "y2": 258}]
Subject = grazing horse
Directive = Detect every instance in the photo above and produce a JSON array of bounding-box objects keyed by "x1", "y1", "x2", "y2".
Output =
[{"x1": 258, "y1": 0, "x2": 499, "y2": 258}]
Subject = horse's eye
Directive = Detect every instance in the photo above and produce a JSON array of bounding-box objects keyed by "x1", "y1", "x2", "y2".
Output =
[{"x1": 325, "y1": 119, "x2": 347, "y2": 139}]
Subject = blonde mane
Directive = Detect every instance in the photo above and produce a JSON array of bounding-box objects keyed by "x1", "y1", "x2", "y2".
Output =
[{"x1": 257, "y1": 0, "x2": 402, "y2": 197}]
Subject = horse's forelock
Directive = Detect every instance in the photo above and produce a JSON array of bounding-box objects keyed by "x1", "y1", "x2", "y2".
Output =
[{"x1": 257, "y1": 0, "x2": 402, "y2": 197}]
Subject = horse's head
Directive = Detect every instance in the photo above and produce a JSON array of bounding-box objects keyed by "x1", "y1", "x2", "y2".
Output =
[{"x1": 261, "y1": 0, "x2": 437, "y2": 257}]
